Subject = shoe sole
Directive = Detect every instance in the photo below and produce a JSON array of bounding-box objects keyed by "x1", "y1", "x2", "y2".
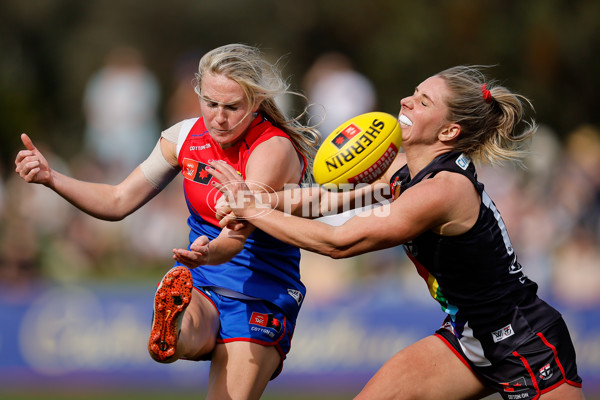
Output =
[{"x1": 148, "y1": 266, "x2": 193, "y2": 362}]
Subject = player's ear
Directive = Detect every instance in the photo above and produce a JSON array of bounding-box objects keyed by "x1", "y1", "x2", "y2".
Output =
[{"x1": 439, "y1": 123, "x2": 461, "y2": 142}]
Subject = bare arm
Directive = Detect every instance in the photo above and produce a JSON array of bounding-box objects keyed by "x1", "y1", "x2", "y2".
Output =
[
  {"x1": 215, "y1": 151, "x2": 405, "y2": 227},
  {"x1": 172, "y1": 223, "x2": 255, "y2": 267},
  {"x1": 15, "y1": 133, "x2": 175, "y2": 221},
  {"x1": 211, "y1": 162, "x2": 479, "y2": 259}
]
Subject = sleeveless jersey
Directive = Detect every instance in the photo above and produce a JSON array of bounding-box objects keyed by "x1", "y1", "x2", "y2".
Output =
[
  {"x1": 175, "y1": 115, "x2": 307, "y2": 322},
  {"x1": 390, "y1": 151, "x2": 561, "y2": 366}
]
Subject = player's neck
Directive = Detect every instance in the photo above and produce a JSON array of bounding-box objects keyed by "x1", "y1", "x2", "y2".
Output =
[{"x1": 404, "y1": 144, "x2": 452, "y2": 178}]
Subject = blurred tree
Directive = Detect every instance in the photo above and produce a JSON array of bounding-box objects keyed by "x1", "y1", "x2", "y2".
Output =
[{"x1": 1, "y1": 0, "x2": 599, "y2": 178}]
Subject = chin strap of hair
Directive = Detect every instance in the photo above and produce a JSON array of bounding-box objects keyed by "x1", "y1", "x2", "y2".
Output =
[{"x1": 481, "y1": 83, "x2": 492, "y2": 103}]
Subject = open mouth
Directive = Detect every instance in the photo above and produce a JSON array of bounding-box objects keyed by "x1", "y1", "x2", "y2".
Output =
[{"x1": 399, "y1": 114, "x2": 413, "y2": 127}]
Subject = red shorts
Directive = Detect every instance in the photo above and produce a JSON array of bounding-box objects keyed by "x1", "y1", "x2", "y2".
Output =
[{"x1": 436, "y1": 318, "x2": 582, "y2": 400}]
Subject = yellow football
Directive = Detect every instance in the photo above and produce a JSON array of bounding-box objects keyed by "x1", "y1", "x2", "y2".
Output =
[{"x1": 313, "y1": 112, "x2": 402, "y2": 187}]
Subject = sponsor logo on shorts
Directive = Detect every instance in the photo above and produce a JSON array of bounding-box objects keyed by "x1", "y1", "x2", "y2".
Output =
[
  {"x1": 492, "y1": 323, "x2": 515, "y2": 343},
  {"x1": 249, "y1": 312, "x2": 282, "y2": 334},
  {"x1": 501, "y1": 376, "x2": 528, "y2": 397},
  {"x1": 539, "y1": 363, "x2": 553, "y2": 380},
  {"x1": 506, "y1": 392, "x2": 531, "y2": 399},
  {"x1": 287, "y1": 289, "x2": 303, "y2": 306}
]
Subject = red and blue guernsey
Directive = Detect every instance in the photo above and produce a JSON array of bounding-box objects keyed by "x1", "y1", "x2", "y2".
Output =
[{"x1": 174, "y1": 115, "x2": 307, "y2": 322}]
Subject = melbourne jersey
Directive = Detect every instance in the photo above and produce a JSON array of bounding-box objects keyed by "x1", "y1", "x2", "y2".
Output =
[
  {"x1": 390, "y1": 151, "x2": 562, "y2": 366},
  {"x1": 174, "y1": 115, "x2": 307, "y2": 322}
]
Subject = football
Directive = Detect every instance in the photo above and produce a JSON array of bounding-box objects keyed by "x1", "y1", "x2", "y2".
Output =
[{"x1": 313, "y1": 111, "x2": 402, "y2": 187}]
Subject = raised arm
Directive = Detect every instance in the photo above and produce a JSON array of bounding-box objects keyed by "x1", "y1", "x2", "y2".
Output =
[{"x1": 15, "y1": 133, "x2": 176, "y2": 221}]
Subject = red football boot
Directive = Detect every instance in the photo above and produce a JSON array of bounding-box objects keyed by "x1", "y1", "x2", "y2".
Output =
[{"x1": 148, "y1": 266, "x2": 193, "y2": 362}]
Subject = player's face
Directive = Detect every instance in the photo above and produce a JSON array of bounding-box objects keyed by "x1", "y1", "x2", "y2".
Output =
[
  {"x1": 199, "y1": 72, "x2": 259, "y2": 149},
  {"x1": 397, "y1": 76, "x2": 452, "y2": 146}
]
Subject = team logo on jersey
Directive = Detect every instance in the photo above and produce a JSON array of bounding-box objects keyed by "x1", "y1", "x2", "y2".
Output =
[
  {"x1": 539, "y1": 363, "x2": 553, "y2": 380},
  {"x1": 287, "y1": 289, "x2": 304, "y2": 306},
  {"x1": 249, "y1": 312, "x2": 282, "y2": 333},
  {"x1": 332, "y1": 123, "x2": 362, "y2": 149},
  {"x1": 492, "y1": 323, "x2": 515, "y2": 343},
  {"x1": 182, "y1": 158, "x2": 212, "y2": 185},
  {"x1": 501, "y1": 376, "x2": 527, "y2": 393}
]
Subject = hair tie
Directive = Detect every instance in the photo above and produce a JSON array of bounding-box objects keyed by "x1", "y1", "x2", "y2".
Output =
[{"x1": 481, "y1": 83, "x2": 492, "y2": 103}]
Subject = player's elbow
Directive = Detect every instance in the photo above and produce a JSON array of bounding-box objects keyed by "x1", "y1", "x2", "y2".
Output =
[
  {"x1": 91, "y1": 196, "x2": 139, "y2": 221},
  {"x1": 105, "y1": 213, "x2": 129, "y2": 222},
  {"x1": 92, "y1": 210, "x2": 130, "y2": 222},
  {"x1": 327, "y1": 249, "x2": 348, "y2": 260},
  {"x1": 316, "y1": 237, "x2": 356, "y2": 260}
]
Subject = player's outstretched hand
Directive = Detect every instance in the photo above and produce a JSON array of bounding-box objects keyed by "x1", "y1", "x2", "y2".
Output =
[
  {"x1": 15, "y1": 133, "x2": 52, "y2": 185},
  {"x1": 172, "y1": 235, "x2": 210, "y2": 268}
]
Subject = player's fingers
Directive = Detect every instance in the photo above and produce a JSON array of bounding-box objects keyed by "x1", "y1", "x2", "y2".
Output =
[
  {"x1": 218, "y1": 212, "x2": 240, "y2": 229},
  {"x1": 208, "y1": 160, "x2": 240, "y2": 183},
  {"x1": 190, "y1": 237, "x2": 209, "y2": 252},
  {"x1": 211, "y1": 181, "x2": 235, "y2": 205},
  {"x1": 215, "y1": 198, "x2": 232, "y2": 220},
  {"x1": 18, "y1": 158, "x2": 38, "y2": 178},
  {"x1": 21, "y1": 133, "x2": 37, "y2": 151},
  {"x1": 172, "y1": 249, "x2": 194, "y2": 264},
  {"x1": 198, "y1": 235, "x2": 209, "y2": 246},
  {"x1": 227, "y1": 220, "x2": 248, "y2": 231},
  {"x1": 15, "y1": 149, "x2": 36, "y2": 165},
  {"x1": 24, "y1": 167, "x2": 41, "y2": 182}
]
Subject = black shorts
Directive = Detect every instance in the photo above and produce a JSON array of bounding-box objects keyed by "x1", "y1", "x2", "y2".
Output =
[{"x1": 436, "y1": 318, "x2": 582, "y2": 400}]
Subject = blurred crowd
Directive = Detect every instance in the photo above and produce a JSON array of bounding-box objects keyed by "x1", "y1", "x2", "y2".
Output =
[{"x1": 1, "y1": 48, "x2": 599, "y2": 311}]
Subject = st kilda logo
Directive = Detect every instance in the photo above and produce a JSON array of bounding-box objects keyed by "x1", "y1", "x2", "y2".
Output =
[{"x1": 539, "y1": 363, "x2": 553, "y2": 380}]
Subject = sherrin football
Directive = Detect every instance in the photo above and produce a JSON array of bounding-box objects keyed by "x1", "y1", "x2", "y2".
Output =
[{"x1": 313, "y1": 112, "x2": 402, "y2": 187}]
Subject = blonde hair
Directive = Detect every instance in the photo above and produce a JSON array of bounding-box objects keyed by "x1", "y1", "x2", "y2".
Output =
[
  {"x1": 436, "y1": 66, "x2": 537, "y2": 165},
  {"x1": 194, "y1": 44, "x2": 321, "y2": 182}
]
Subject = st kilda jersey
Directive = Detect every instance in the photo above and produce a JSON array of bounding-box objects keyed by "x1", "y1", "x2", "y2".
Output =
[
  {"x1": 389, "y1": 151, "x2": 561, "y2": 366},
  {"x1": 175, "y1": 115, "x2": 307, "y2": 322}
]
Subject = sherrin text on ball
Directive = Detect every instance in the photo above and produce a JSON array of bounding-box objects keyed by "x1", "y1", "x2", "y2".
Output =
[{"x1": 313, "y1": 111, "x2": 402, "y2": 187}]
